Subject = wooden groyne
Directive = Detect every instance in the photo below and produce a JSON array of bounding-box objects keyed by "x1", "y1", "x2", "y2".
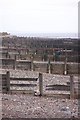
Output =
[{"x1": 1, "y1": 71, "x2": 79, "y2": 99}]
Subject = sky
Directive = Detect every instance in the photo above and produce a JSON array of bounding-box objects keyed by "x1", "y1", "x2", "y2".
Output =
[{"x1": 0, "y1": 0, "x2": 79, "y2": 36}]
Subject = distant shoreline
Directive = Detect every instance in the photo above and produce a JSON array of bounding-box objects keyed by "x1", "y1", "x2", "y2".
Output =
[
  {"x1": 11, "y1": 33, "x2": 78, "y2": 39},
  {"x1": 0, "y1": 32, "x2": 78, "y2": 39}
]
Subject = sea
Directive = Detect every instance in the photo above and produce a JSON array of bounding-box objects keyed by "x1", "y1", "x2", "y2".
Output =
[{"x1": 10, "y1": 32, "x2": 78, "y2": 39}]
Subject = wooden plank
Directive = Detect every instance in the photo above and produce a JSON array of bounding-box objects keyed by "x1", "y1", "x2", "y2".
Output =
[
  {"x1": 43, "y1": 93, "x2": 70, "y2": 98},
  {"x1": 46, "y1": 85, "x2": 70, "y2": 91},
  {"x1": 10, "y1": 83, "x2": 37, "y2": 87},
  {"x1": 10, "y1": 90, "x2": 34, "y2": 94},
  {"x1": 0, "y1": 73, "x2": 6, "y2": 76},
  {"x1": 16, "y1": 60, "x2": 31, "y2": 63},
  {"x1": 67, "y1": 81, "x2": 79, "y2": 85},
  {"x1": 0, "y1": 58, "x2": 15, "y2": 61},
  {"x1": 2, "y1": 85, "x2": 7, "y2": 88},
  {"x1": 10, "y1": 77, "x2": 38, "y2": 81}
]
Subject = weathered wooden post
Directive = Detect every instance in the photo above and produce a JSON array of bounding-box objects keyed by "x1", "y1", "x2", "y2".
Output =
[
  {"x1": 19, "y1": 51, "x2": 21, "y2": 60},
  {"x1": 78, "y1": 76, "x2": 80, "y2": 99},
  {"x1": 31, "y1": 55, "x2": 34, "y2": 71},
  {"x1": 9, "y1": 54, "x2": 10, "y2": 58},
  {"x1": 53, "y1": 52, "x2": 55, "y2": 62},
  {"x1": 70, "y1": 75, "x2": 74, "y2": 99},
  {"x1": 6, "y1": 71, "x2": 10, "y2": 93},
  {"x1": 13, "y1": 55, "x2": 16, "y2": 70},
  {"x1": 15, "y1": 55, "x2": 16, "y2": 69},
  {"x1": 48, "y1": 58, "x2": 51, "y2": 74},
  {"x1": 6, "y1": 51, "x2": 8, "y2": 58},
  {"x1": 18, "y1": 51, "x2": 20, "y2": 60},
  {"x1": 39, "y1": 73, "x2": 43, "y2": 96},
  {"x1": 64, "y1": 57, "x2": 67, "y2": 75}
]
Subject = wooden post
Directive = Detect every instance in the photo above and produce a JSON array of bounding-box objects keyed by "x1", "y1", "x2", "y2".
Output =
[
  {"x1": 18, "y1": 51, "x2": 21, "y2": 59},
  {"x1": 39, "y1": 73, "x2": 43, "y2": 96},
  {"x1": 78, "y1": 76, "x2": 80, "y2": 99},
  {"x1": 31, "y1": 56, "x2": 34, "y2": 71},
  {"x1": 64, "y1": 57, "x2": 67, "y2": 75},
  {"x1": 7, "y1": 46, "x2": 9, "y2": 58},
  {"x1": 70, "y1": 75, "x2": 74, "y2": 99},
  {"x1": 48, "y1": 59, "x2": 51, "y2": 74},
  {"x1": 13, "y1": 55, "x2": 16, "y2": 69},
  {"x1": 15, "y1": 55, "x2": 16, "y2": 69},
  {"x1": 6, "y1": 52, "x2": 8, "y2": 58},
  {"x1": 9, "y1": 54, "x2": 10, "y2": 58},
  {"x1": 53, "y1": 52, "x2": 55, "y2": 62},
  {"x1": 6, "y1": 71, "x2": 10, "y2": 93}
]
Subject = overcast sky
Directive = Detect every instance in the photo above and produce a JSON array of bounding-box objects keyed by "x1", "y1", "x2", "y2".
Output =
[{"x1": 0, "y1": 0, "x2": 79, "y2": 35}]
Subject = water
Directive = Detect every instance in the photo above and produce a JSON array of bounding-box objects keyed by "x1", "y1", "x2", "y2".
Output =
[{"x1": 11, "y1": 32, "x2": 78, "y2": 39}]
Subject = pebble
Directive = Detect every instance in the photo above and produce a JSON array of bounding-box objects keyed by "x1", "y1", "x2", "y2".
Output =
[{"x1": 2, "y1": 94, "x2": 78, "y2": 118}]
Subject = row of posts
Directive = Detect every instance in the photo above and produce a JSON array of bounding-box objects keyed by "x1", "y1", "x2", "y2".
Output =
[
  {"x1": 13, "y1": 56, "x2": 68, "y2": 75},
  {"x1": 29, "y1": 57, "x2": 68, "y2": 75},
  {"x1": 6, "y1": 71, "x2": 75, "y2": 99},
  {"x1": 31, "y1": 58, "x2": 68, "y2": 75}
]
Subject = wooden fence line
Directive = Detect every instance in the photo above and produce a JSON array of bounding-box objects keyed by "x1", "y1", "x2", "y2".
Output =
[
  {"x1": 2, "y1": 71, "x2": 43, "y2": 96},
  {"x1": 1, "y1": 71, "x2": 78, "y2": 99},
  {"x1": 1, "y1": 58, "x2": 78, "y2": 75}
]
